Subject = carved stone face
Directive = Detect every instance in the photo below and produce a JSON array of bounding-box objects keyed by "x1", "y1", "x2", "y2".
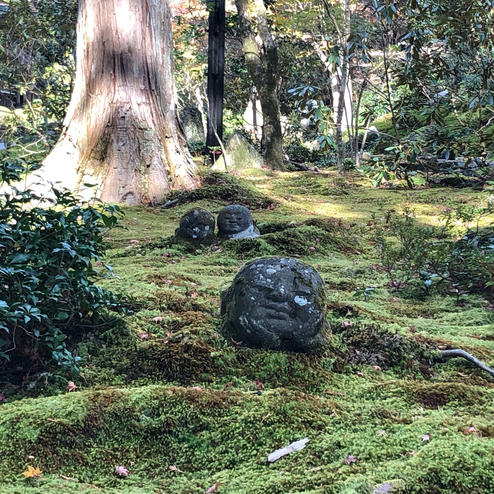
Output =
[
  {"x1": 175, "y1": 208, "x2": 215, "y2": 242},
  {"x1": 217, "y1": 204, "x2": 259, "y2": 239},
  {"x1": 220, "y1": 257, "x2": 329, "y2": 352}
]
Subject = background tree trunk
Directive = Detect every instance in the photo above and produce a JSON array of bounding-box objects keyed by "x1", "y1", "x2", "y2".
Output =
[
  {"x1": 235, "y1": 0, "x2": 284, "y2": 170},
  {"x1": 41, "y1": 0, "x2": 197, "y2": 205},
  {"x1": 206, "y1": 0, "x2": 225, "y2": 147},
  {"x1": 334, "y1": 0, "x2": 351, "y2": 170}
]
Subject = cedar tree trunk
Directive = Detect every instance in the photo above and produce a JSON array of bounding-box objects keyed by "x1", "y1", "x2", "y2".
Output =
[
  {"x1": 235, "y1": 0, "x2": 284, "y2": 170},
  {"x1": 41, "y1": 0, "x2": 197, "y2": 204}
]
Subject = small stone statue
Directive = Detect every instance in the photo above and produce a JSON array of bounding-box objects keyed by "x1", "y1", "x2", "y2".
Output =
[
  {"x1": 217, "y1": 204, "x2": 260, "y2": 239},
  {"x1": 220, "y1": 257, "x2": 329, "y2": 352},
  {"x1": 175, "y1": 208, "x2": 215, "y2": 242}
]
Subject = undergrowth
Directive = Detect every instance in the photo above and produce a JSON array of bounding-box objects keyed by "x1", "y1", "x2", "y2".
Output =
[{"x1": 1, "y1": 169, "x2": 492, "y2": 494}]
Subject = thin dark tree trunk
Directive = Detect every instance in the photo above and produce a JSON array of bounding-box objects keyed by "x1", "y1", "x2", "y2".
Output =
[
  {"x1": 41, "y1": 0, "x2": 197, "y2": 205},
  {"x1": 206, "y1": 0, "x2": 225, "y2": 147},
  {"x1": 235, "y1": 0, "x2": 284, "y2": 169}
]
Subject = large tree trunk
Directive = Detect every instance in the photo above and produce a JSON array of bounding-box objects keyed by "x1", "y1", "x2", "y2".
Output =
[
  {"x1": 41, "y1": 0, "x2": 197, "y2": 205},
  {"x1": 235, "y1": 0, "x2": 284, "y2": 170}
]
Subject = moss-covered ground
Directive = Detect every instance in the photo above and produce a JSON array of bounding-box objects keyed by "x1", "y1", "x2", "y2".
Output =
[{"x1": 1, "y1": 169, "x2": 493, "y2": 494}]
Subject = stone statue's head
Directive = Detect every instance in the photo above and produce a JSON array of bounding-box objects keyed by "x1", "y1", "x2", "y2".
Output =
[
  {"x1": 217, "y1": 204, "x2": 253, "y2": 236},
  {"x1": 175, "y1": 208, "x2": 215, "y2": 242},
  {"x1": 220, "y1": 257, "x2": 329, "y2": 353}
]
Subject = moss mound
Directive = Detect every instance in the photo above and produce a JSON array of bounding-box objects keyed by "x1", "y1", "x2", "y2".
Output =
[
  {"x1": 2, "y1": 384, "x2": 493, "y2": 494},
  {"x1": 335, "y1": 322, "x2": 436, "y2": 374},
  {"x1": 223, "y1": 222, "x2": 359, "y2": 257},
  {"x1": 164, "y1": 171, "x2": 277, "y2": 209}
]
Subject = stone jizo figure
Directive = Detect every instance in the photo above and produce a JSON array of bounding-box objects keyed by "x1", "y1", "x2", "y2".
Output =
[
  {"x1": 217, "y1": 204, "x2": 259, "y2": 239},
  {"x1": 220, "y1": 257, "x2": 329, "y2": 352},
  {"x1": 175, "y1": 208, "x2": 215, "y2": 242}
]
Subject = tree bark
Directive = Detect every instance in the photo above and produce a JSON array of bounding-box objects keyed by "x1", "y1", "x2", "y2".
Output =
[
  {"x1": 235, "y1": 0, "x2": 284, "y2": 170},
  {"x1": 41, "y1": 0, "x2": 197, "y2": 205},
  {"x1": 206, "y1": 0, "x2": 225, "y2": 147}
]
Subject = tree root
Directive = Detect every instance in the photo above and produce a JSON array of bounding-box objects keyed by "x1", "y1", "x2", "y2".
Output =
[{"x1": 440, "y1": 349, "x2": 494, "y2": 377}]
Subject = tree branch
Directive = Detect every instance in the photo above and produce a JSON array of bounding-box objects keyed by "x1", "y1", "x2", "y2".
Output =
[{"x1": 440, "y1": 349, "x2": 494, "y2": 377}]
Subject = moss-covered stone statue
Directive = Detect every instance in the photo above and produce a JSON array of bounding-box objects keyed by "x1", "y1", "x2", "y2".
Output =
[
  {"x1": 220, "y1": 257, "x2": 330, "y2": 352},
  {"x1": 175, "y1": 208, "x2": 215, "y2": 243},
  {"x1": 217, "y1": 204, "x2": 260, "y2": 239}
]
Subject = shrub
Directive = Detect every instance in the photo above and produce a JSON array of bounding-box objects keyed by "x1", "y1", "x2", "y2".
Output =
[
  {"x1": 372, "y1": 206, "x2": 493, "y2": 299},
  {"x1": 0, "y1": 159, "x2": 123, "y2": 374}
]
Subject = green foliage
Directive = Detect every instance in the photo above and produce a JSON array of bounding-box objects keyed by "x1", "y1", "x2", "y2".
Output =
[
  {"x1": 372, "y1": 207, "x2": 493, "y2": 298},
  {"x1": 0, "y1": 0, "x2": 77, "y2": 106},
  {"x1": 0, "y1": 162, "x2": 123, "y2": 372},
  {"x1": 359, "y1": 154, "x2": 424, "y2": 189}
]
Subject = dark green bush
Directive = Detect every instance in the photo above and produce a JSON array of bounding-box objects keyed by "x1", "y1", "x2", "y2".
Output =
[{"x1": 0, "y1": 160, "x2": 123, "y2": 373}]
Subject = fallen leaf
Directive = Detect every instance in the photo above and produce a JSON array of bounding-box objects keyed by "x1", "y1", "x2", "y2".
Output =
[
  {"x1": 22, "y1": 466, "x2": 42, "y2": 479},
  {"x1": 205, "y1": 481, "x2": 222, "y2": 493},
  {"x1": 267, "y1": 438, "x2": 309, "y2": 463},
  {"x1": 344, "y1": 454, "x2": 358, "y2": 465},
  {"x1": 463, "y1": 426, "x2": 479, "y2": 436},
  {"x1": 222, "y1": 381, "x2": 233, "y2": 391},
  {"x1": 405, "y1": 450, "x2": 417, "y2": 456},
  {"x1": 67, "y1": 381, "x2": 77, "y2": 392},
  {"x1": 115, "y1": 465, "x2": 129, "y2": 477},
  {"x1": 373, "y1": 482, "x2": 393, "y2": 494}
]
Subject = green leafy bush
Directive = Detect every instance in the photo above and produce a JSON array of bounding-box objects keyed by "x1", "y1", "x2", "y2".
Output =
[
  {"x1": 0, "y1": 161, "x2": 123, "y2": 373},
  {"x1": 372, "y1": 207, "x2": 493, "y2": 299}
]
